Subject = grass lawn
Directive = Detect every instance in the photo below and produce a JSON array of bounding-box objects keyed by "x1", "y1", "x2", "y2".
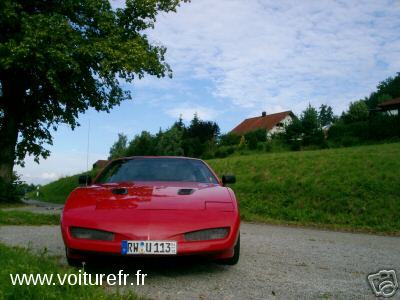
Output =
[
  {"x1": 28, "y1": 170, "x2": 98, "y2": 204},
  {"x1": 0, "y1": 202, "x2": 25, "y2": 208},
  {"x1": 0, "y1": 210, "x2": 60, "y2": 225},
  {"x1": 28, "y1": 143, "x2": 400, "y2": 234},
  {"x1": 0, "y1": 243, "x2": 140, "y2": 299},
  {"x1": 209, "y1": 143, "x2": 400, "y2": 234}
]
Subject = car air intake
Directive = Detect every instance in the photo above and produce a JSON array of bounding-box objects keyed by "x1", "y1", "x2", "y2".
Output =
[
  {"x1": 111, "y1": 188, "x2": 128, "y2": 195},
  {"x1": 70, "y1": 227, "x2": 114, "y2": 241},
  {"x1": 184, "y1": 227, "x2": 229, "y2": 241},
  {"x1": 177, "y1": 189, "x2": 195, "y2": 195}
]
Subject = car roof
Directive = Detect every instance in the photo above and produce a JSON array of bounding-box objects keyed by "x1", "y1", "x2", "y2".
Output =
[
  {"x1": 93, "y1": 156, "x2": 220, "y2": 184},
  {"x1": 111, "y1": 156, "x2": 203, "y2": 162}
]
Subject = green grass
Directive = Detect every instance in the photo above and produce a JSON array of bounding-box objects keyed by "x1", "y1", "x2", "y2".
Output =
[
  {"x1": 0, "y1": 202, "x2": 24, "y2": 209},
  {"x1": 0, "y1": 210, "x2": 60, "y2": 225},
  {"x1": 208, "y1": 143, "x2": 400, "y2": 234},
  {"x1": 0, "y1": 243, "x2": 140, "y2": 299},
  {"x1": 30, "y1": 143, "x2": 400, "y2": 233},
  {"x1": 28, "y1": 170, "x2": 98, "y2": 204}
]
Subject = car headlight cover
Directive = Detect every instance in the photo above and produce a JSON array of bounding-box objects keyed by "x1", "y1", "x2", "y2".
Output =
[
  {"x1": 70, "y1": 227, "x2": 114, "y2": 241},
  {"x1": 184, "y1": 227, "x2": 229, "y2": 241}
]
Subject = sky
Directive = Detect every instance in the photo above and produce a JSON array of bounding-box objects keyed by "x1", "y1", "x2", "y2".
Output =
[{"x1": 16, "y1": 0, "x2": 400, "y2": 184}]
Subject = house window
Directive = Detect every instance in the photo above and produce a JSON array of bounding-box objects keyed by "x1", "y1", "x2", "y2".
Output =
[{"x1": 276, "y1": 122, "x2": 284, "y2": 127}]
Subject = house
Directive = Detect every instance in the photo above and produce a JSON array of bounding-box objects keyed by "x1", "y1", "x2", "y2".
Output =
[
  {"x1": 92, "y1": 160, "x2": 109, "y2": 170},
  {"x1": 231, "y1": 111, "x2": 295, "y2": 136},
  {"x1": 377, "y1": 97, "x2": 400, "y2": 116}
]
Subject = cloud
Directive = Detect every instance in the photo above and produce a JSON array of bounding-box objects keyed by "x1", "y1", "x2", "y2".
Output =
[
  {"x1": 166, "y1": 105, "x2": 218, "y2": 121},
  {"x1": 146, "y1": 0, "x2": 400, "y2": 114},
  {"x1": 15, "y1": 151, "x2": 104, "y2": 185},
  {"x1": 40, "y1": 172, "x2": 58, "y2": 180}
]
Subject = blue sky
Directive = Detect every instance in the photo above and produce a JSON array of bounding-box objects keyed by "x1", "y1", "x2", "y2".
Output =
[{"x1": 17, "y1": 0, "x2": 400, "y2": 184}]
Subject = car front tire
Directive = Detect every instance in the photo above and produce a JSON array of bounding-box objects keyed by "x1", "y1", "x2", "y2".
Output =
[
  {"x1": 217, "y1": 234, "x2": 240, "y2": 265},
  {"x1": 65, "y1": 248, "x2": 85, "y2": 268}
]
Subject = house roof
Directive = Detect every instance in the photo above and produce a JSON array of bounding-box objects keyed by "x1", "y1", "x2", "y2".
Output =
[
  {"x1": 377, "y1": 97, "x2": 400, "y2": 109},
  {"x1": 93, "y1": 160, "x2": 109, "y2": 169},
  {"x1": 231, "y1": 111, "x2": 294, "y2": 135}
]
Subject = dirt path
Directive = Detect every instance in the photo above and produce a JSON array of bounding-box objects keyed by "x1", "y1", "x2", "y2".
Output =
[
  {"x1": 1, "y1": 199, "x2": 63, "y2": 215},
  {"x1": 1, "y1": 223, "x2": 399, "y2": 299}
]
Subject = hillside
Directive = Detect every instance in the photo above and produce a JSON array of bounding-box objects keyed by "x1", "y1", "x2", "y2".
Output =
[
  {"x1": 209, "y1": 143, "x2": 400, "y2": 233},
  {"x1": 30, "y1": 170, "x2": 97, "y2": 204},
  {"x1": 30, "y1": 143, "x2": 400, "y2": 233}
]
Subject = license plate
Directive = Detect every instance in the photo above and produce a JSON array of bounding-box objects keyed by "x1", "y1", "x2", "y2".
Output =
[{"x1": 121, "y1": 240, "x2": 177, "y2": 255}]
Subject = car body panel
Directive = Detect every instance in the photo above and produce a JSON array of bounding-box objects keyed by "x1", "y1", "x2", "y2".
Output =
[{"x1": 61, "y1": 157, "x2": 240, "y2": 260}]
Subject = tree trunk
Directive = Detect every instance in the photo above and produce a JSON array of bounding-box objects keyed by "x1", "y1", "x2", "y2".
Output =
[
  {"x1": 0, "y1": 110, "x2": 19, "y2": 184},
  {"x1": 0, "y1": 74, "x2": 24, "y2": 185}
]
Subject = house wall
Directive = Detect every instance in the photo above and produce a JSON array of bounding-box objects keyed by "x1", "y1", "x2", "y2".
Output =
[
  {"x1": 386, "y1": 109, "x2": 399, "y2": 116},
  {"x1": 267, "y1": 115, "x2": 293, "y2": 137}
]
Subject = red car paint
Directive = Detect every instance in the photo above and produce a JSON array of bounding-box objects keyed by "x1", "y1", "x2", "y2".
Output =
[{"x1": 61, "y1": 157, "x2": 240, "y2": 261}]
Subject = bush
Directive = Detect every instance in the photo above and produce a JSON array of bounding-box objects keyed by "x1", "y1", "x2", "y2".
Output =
[
  {"x1": 244, "y1": 129, "x2": 267, "y2": 150},
  {"x1": 0, "y1": 177, "x2": 20, "y2": 203},
  {"x1": 214, "y1": 146, "x2": 236, "y2": 158},
  {"x1": 328, "y1": 115, "x2": 400, "y2": 146},
  {"x1": 368, "y1": 114, "x2": 400, "y2": 140},
  {"x1": 290, "y1": 140, "x2": 301, "y2": 151},
  {"x1": 219, "y1": 133, "x2": 241, "y2": 146},
  {"x1": 264, "y1": 141, "x2": 272, "y2": 152}
]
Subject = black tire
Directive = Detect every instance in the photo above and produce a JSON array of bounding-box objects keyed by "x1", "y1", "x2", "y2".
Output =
[
  {"x1": 66, "y1": 248, "x2": 85, "y2": 268},
  {"x1": 67, "y1": 257, "x2": 84, "y2": 268},
  {"x1": 217, "y1": 234, "x2": 240, "y2": 265}
]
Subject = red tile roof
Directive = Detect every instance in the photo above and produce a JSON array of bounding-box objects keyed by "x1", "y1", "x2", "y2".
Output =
[
  {"x1": 93, "y1": 160, "x2": 109, "y2": 169},
  {"x1": 231, "y1": 111, "x2": 294, "y2": 135},
  {"x1": 377, "y1": 97, "x2": 400, "y2": 108}
]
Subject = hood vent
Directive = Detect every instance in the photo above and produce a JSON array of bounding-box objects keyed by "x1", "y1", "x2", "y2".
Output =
[
  {"x1": 111, "y1": 188, "x2": 128, "y2": 195},
  {"x1": 177, "y1": 188, "x2": 195, "y2": 195}
]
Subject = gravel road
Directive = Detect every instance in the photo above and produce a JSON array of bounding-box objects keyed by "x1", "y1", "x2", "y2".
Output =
[
  {"x1": 1, "y1": 199, "x2": 63, "y2": 215},
  {"x1": 1, "y1": 223, "x2": 399, "y2": 299}
]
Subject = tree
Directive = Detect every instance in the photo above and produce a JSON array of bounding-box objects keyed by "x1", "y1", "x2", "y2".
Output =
[
  {"x1": 346, "y1": 100, "x2": 369, "y2": 122},
  {"x1": 318, "y1": 104, "x2": 335, "y2": 127},
  {"x1": 376, "y1": 94, "x2": 392, "y2": 104},
  {"x1": 219, "y1": 132, "x2": 241, "y2": 146},
  {"x1": 284, "y1": 116, "x2": 302, "y2": 142},
  {"x1": 0, "y1": 0, "x2": 187, "y2": 185},
  {"x1": 126, "y1": 131, "x2": 156, "y2": 156},
  {"x1": 290, "y1": 104, "x2": 325, "y2": 147},
  {"x1": 244, "y1": 129, "x2": 266, "y2": 150},
  {"x1": 301, "y1": 104, "x2": 319, "y2": 135},
  {"x1": 365, "y1": 73, "x2": 400, "y2": 109},
  {"x1": 156, "y1": 126, "x2": 184, "y2": 156},
  {"x1": 183, "y1": 114, "x2": 220, "y2": 157},
  {"x1": 108, "y1": 133, "x2": 128, "y2": 159}
]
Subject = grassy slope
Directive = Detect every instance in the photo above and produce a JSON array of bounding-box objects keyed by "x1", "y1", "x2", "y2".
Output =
[
  {"x1": 29, "y1": 143, "x2": 400, "y2": 233},
  {"x1": 29, "y1": 170, "x2": 97, "y2": 204},
  {"x1": 0, "y1": 210, "x2": 60, "y2": 225},
  {"x1": 30, "y1": 173, "x2": 82, "y2": 203},
  {"x1": 209, "y1": 143, "x2": 400, "y2": 233},
  {"x1": 0, "y1": 243, "x2": 139, "y2": 299}
]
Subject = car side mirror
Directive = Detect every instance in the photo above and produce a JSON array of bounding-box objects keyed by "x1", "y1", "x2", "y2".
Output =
[
  {"x1": 222, "y1": 175, "x2": 236, "y2": 185},
  {"x1": 78, "y1": 175, "x2": 92, "y2": 186}
]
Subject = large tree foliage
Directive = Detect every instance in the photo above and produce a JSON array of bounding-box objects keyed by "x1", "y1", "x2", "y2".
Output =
[
  {"x1": 344, "y1": 100, "x2": 369, "y2": 123},
  {"x1": 182, "y1": 114, "x2": 220, "y2": 157},
  {"x1": 0, "y1": 0, "x2": 187, "y2": 184},
  {"x1": 365, "y1": 73, "x2": 400, "y2": 109},
  {"x1": 284, "y1": 104, "x2": 327, "y2": 148},
  {"x1": 318, "y1": 104, "x2": 335, "y2": 127},
  {"x1": 107, "y1": 114, "x2": 219, "y2": 159},
  {"x1": 108, "y1": 133, "x2": 128, "y2": 159}
]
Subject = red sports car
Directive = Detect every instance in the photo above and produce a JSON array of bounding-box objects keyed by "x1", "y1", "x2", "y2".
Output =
[{"x1": 61, "y1": 157, "x2": 240, "y2": 266}]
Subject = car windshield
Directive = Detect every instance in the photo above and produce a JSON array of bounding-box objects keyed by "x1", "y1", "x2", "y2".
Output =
[{"x1": 96, "y1": 158, "x2": 219, "y2": 184}]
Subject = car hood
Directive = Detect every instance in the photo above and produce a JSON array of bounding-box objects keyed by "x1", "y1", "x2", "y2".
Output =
[{"x1": 64, "y1": 181, "x2": 233, "y2": 212}]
